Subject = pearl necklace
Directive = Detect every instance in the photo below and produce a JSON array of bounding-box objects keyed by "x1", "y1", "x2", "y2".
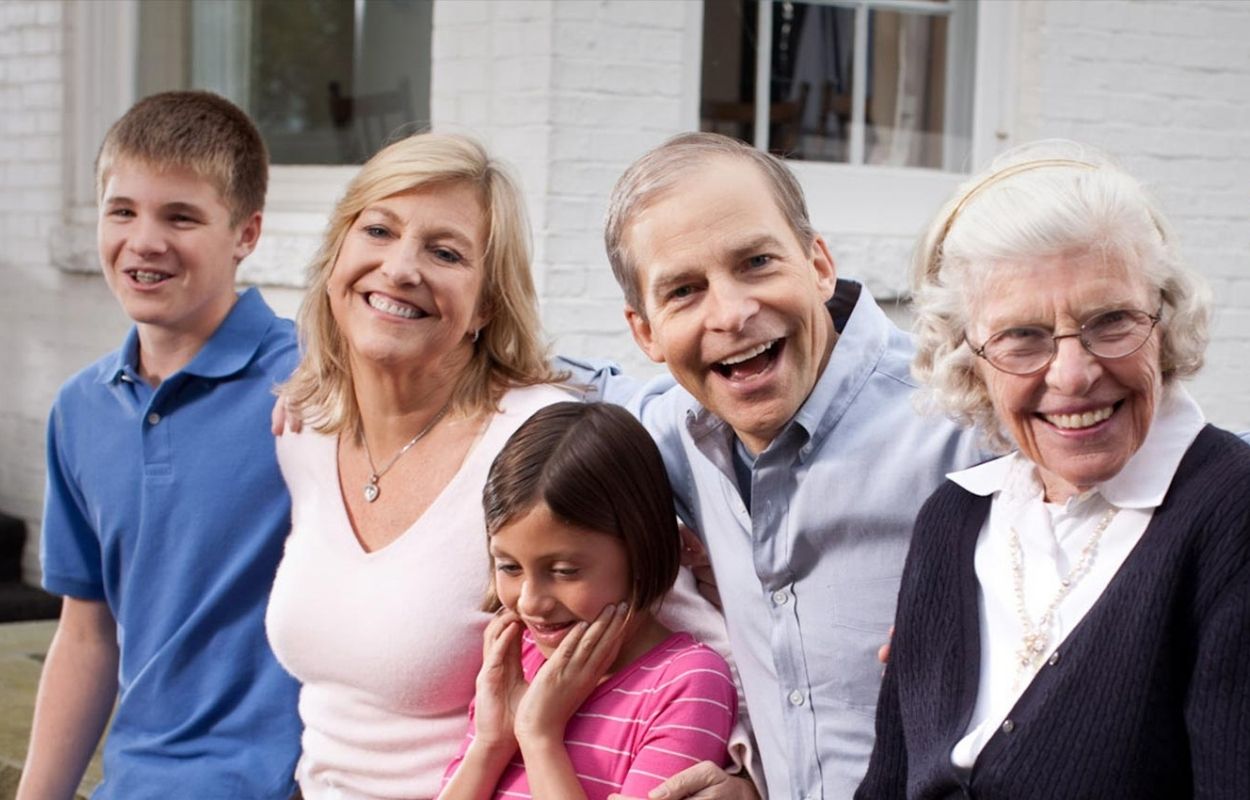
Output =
[
  {"x1": 360, "y1": 401, "x2": 451, "y2": 503},
  {"x1": 1009, "y1": 505, "x2": 1118, "y2": 687}
]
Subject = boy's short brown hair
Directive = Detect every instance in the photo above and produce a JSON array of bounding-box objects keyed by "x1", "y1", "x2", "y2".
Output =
[
  {"x1": 95, "y1": 90, "x2": 268, "y2": 225},
  {"x1": 483, "y1": 402, "x2": 682, "y2": 612}
]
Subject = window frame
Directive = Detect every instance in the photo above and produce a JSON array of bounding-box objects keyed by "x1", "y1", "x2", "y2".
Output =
[{"x1": 694, "y1": 0, "x2": 1018, "y2": 242}]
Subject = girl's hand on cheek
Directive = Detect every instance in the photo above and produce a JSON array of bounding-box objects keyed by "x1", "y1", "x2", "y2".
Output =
[
  {"x1": 471, "y1": 608, "x2": 526, "y2": 753},
  {"x1": 515, "y1": 601, "x2": 631, "y2": 745}
]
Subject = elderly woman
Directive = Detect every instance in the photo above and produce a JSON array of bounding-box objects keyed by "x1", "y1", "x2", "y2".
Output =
[
  {"x1": 263, "y1": 133, "x2": 574, "y2": 798},
  {"x1": 857, "y1": 143, "x2": 1250, "y2": 799}
]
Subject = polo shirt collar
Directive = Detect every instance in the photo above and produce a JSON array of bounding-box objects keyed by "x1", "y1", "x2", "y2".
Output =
[
  {"x1": 101, "y1": 327, "x2": 144, "y2": 385},
  {"x1": 99, "y1": 288, "x2": 274, "y2": 384},
  {"x1": 948, "y1": 383, "x2": 1205, "y2": 510}
]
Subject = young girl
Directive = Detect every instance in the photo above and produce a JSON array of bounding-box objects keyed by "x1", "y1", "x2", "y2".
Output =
[{"x1": 440, "y1": 402, "x2": 738, "y2": 799}]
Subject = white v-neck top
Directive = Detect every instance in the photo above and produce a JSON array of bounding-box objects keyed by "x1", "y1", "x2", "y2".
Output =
[
  {"x1": 946, "y1": 385, "x2": 1205, "y2": 770},
  {"x1": 266, "y1": 384, "x2": 574, "y2": 800}
]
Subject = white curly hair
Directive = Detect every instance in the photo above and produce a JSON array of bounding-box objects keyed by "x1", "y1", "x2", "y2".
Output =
[{"x1": 910, "y1": 140, "x2": 1211, "y2": 451}]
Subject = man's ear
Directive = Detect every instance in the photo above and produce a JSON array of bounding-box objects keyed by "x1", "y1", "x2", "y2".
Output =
[
  {"x1": 625, "y1": 305, "x2": 666, "y2": 364},
  {"x1": 233, "y1": 211, "x2": 263, "y2": 263},
  {"x1": 810, "y1": 234, "x2": 837, "y2": 301}
]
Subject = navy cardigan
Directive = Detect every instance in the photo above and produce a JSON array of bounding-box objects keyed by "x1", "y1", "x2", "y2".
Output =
[{"x1": 856, "y1": 425, "x2": 1250, "y2": 800}]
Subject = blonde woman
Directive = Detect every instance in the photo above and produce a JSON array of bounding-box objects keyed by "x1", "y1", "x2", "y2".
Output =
[{"x1": 265, "y1": 133, "x2": 574, "y2": 799}]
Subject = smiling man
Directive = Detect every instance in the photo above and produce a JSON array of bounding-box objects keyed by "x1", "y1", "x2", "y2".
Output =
[{"x1": 595, "y1": 133, "x2": 985, "y2": 799}]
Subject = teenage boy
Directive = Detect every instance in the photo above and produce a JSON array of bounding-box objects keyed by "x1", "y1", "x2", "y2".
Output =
[{"x1": 18, "y1": 92, "x2": 301, "y2": 800}]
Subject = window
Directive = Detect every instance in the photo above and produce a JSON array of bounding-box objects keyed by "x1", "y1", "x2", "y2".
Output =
[
  {"x1": 699, "y1": 0, "x2": 1016, "y2": 254},
  {"x1": 702, "y1": 0, "x2": 976, "y2": 170},
  {"x1": 136, "y1": 0, "x2": 433, "y2": 165}
]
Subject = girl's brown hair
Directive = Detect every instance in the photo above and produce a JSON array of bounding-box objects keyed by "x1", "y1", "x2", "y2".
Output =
[{"x1": 483, "y1": 402, "x2": 681, "y2": 612}]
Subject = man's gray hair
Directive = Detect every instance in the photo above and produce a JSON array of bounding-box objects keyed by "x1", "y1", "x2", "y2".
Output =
[{"x1": 604, "y1": 132, "x2": 816, "y2": 316}]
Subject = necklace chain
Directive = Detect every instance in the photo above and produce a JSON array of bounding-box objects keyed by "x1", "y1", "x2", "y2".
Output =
[
  {"x1": 1009, "y1": 505, "x2": 1118, "y2": 687},
  {"x1": 360, "y1": 401, "x2": 452, "y2": 503}
]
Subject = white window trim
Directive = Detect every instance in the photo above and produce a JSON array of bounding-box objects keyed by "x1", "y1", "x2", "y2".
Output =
[{"x1": 54, "y1": 0, "x2": 355, "y2": 287}]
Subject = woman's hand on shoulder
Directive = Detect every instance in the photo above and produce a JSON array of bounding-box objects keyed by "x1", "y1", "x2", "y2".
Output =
[
  {"x1": 471, "y1": 609, "x2": 526, "y2": 752},
  {"x1": 515, "y1": 601, "x2": 630, "y2": 745}
]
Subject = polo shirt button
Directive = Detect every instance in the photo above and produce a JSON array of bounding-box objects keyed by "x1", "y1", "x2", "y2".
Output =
[
  {"x1": 147, "y1": 412, "x2": 161, "y2": 425},
  {"x1": 772, "y1": 589, "x2": 789, "y2": 605},
  {"x1": 1001, "y1": 719, "x2": 1015, "y2": 733},
  {"x1": 1048, "y1": 651, "x2": 1060, "y2": 666},
  {"x1": 788, "y1": 689, "x2": 805, "y2": 706}
]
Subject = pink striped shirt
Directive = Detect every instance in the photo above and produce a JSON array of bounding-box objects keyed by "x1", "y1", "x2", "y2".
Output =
[{"x1": 442, "y1": 631, "x2": 737, "y2": 799}]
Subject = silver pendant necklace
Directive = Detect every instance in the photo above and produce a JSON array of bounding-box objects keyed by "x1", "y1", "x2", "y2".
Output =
[
  {"x1": 1009, "y1": 505, "x2": 1118, "y2": 688},
  {"x1": 361, "y1": 401, "x2": 451, "y2": 503}
]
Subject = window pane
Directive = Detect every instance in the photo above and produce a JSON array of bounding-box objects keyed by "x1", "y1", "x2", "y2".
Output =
[
  {"x1": 137, "y1": 0, "x2": 432, "y2": 165},
  {"x1": 700, "y1": 0, "x2": 976, "y2": 171},
  {"x1": 863, "y1": 7, "x2": 973, "y2": 170}
]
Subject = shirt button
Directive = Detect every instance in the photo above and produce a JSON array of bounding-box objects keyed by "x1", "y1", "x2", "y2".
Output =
[
  {"x1": 772, "y1": 589, "x2": 789, "y2": 605},
  {"x1": 147, "y1": 412, "x2": 161, "y2": 425},
  {"x1": 1047, "y1": 651, "x2": 1061, "y2": 666},
  {"x1": 1001, "y1": 719, "x2": 1015, "y2": 734},
  {"x1": 788, "y1": 690, "x2": 805, "y2": 706}
]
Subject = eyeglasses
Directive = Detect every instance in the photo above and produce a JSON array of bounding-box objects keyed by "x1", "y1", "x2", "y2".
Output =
[{"x1": 968, "y1": 307, "x2": 1162, "y2": 376}]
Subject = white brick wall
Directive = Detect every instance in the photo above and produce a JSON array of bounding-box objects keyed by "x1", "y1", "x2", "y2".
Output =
[{"x1": 2, "y1": 0, "x2": 1249, "y2": 583}]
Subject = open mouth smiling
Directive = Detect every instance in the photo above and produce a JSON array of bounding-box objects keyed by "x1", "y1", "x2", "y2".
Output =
[
  {"x1": 712, "y1": 338, "x2": 782, "y2": 379},
  {"x1": 1040, "y1": 401, "x2": 1120, "y2": 430},
  {"x1": 125, "y1": 268, "x2": 172, "y2": 285},
  {"x1": 366, "y1": 292, "x2": 427, "y2": 320},
  {"x1": 524, "y1": 619, "x2": 578, "y2": 647}
]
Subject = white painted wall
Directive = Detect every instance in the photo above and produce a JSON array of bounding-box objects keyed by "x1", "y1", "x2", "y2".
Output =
[{"x1": 2, "y1": 0, "x2": 1249, "y2": 583}]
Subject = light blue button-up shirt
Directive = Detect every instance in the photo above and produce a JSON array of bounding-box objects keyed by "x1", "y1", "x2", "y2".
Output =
[{"x1": 576, "y1": 282, "x2": 985, "y2": 798}]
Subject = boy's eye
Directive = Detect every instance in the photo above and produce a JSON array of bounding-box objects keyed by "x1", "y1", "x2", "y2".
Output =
[
  {"x1": 747, "y1": 254, "x2": 772, "y2": 268},
  {"x1": 668, "y1": 285, "x2": 695, "y2": 301},
  {"x1": 107, "y1": 208, "x2": 135, "y2": 219}
]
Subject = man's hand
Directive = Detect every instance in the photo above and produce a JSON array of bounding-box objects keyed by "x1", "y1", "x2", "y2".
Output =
[{"x1": 608, "y1": 762, "x2": 760, "y2": 800}]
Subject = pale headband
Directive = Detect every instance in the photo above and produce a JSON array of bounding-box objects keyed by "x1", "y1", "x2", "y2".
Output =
[{"x1": 937, "y1": 158, "x2": 1098, "y2": 248}]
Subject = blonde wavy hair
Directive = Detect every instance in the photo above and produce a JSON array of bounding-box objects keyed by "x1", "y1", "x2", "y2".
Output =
[
  {"x1": 282, "y1": 132, "x2": 561, "y2": 438},
  {"x1": 911, "y1": 140, "x2": 1211, "y2": 451}
]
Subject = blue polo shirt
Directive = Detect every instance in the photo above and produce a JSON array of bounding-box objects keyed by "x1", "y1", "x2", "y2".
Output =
[{"x1": 41, "y1": 288, "x2": 302, "y2": 799}]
